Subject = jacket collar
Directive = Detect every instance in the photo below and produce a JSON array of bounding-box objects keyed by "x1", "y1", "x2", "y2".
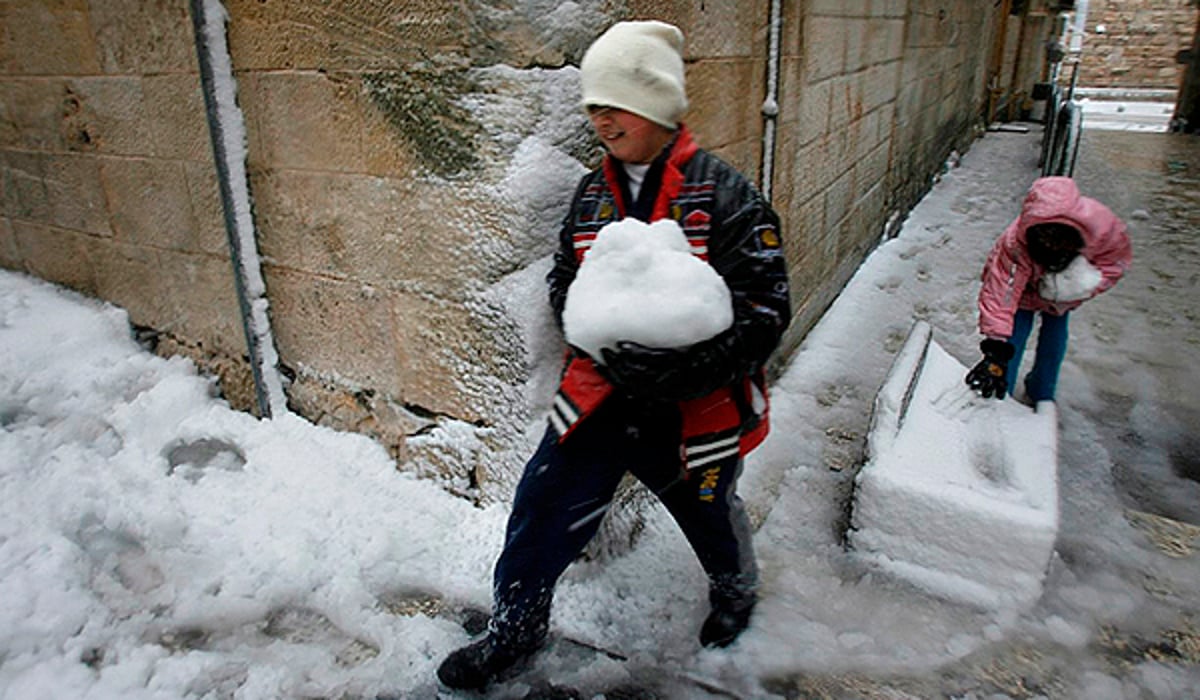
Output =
[{"x1": 603, "y1": 124, "x2": 698, "y2": 221}]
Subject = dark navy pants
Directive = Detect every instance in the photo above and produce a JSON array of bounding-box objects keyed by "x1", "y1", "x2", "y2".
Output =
[{"x1": 489, "y1": 396, "x2": 757, "y2": 650}]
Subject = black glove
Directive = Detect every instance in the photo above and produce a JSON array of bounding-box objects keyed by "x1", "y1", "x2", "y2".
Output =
[
  {"x1": 599, "y1": 330, "x2": 742, "y2": 403},
  {"x1": 965, "y1": 338, "x2": 1015, "y2": 399}
]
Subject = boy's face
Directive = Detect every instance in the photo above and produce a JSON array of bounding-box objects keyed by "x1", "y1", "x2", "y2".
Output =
[{"x1": 587, "y1": 106, "x2": 675, "y2": 164}]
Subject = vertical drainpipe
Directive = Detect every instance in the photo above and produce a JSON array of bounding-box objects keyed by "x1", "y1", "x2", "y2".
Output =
[
  {"x1": 760, "y1": 0, "x2": 783, "y2": 202},
  {"x1": 188, "y1": 0, "x2": 287, "y2": 418}
]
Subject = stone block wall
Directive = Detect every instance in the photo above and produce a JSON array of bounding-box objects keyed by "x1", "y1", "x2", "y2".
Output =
[
  {"x1": 1, "y1": 0, "x2": 1010, "y2": 502},
  {"x1": 0, "y1": 0, "x2": 254, "y2": 403},
  {"x1": 1075, "y1": 0, "x2": 1198, "y2": 89},
  {"x1": 771, "y1": 0, "x2": 995, "y2": 351}
]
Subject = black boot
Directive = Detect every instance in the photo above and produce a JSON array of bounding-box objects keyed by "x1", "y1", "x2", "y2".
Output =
[
  {"x1": 436, "y1": 636, "x2": 537, "y2": 690},
  {"x1": 699, "y1": 596, "x2": 756, "y2": 648}
]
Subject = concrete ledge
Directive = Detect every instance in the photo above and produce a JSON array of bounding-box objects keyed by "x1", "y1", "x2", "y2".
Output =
[{"x1": 849, "y1": 321, "x2": 1059, "y2": 611}]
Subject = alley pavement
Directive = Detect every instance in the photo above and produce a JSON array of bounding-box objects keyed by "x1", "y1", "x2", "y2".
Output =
[{"x1": 770, "y1": 126, "x2": 1200, "y2": 699}]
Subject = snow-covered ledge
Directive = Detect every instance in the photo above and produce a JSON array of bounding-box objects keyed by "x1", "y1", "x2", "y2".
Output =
[{"x1": 849, "y1": 321, "x2": 1059, "y2": 611}]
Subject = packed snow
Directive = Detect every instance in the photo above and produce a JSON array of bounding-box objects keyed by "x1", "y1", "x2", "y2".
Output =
[
  {"x1": 1039, "y1": 255, "x2": 1103, "y2": 302},
  {"x1": 3, "y1": 125, "x2": 1199, "y2": 699},
  {"x1": 1077, "y1": 97, "x2": 1175, "y2": 133},
  {"x1": 850, "y1": 321, "x2": 1059, "y2": 612},
  {"x1": 562, "y1": 218, "x2": 733, "y2": 359}
]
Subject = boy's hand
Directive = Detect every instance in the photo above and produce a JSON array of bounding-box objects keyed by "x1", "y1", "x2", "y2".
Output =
[
  {"x1": 600, "y1": 331, "x2": 740, "y2": 402},
  {"x1": 965, "y1": 338, "x2": 1015, "y2": 399},
  {"x1": 600, "y1": 342, "x2": 691, "y2": 401}
]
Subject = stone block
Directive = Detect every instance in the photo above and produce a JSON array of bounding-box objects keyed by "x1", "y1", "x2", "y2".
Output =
[
  {"x1": 100, "y1": 157, "x2": 199, "y2": 251},
  {"x1": 0, "y1": 215, "x2": 18, "y2": 268},
  {"x1": 265, "y1": 267, "x2": 402, "y2": 398},
  {"x1": 678, "y1": 0, "x2": 766, "y2": 59},
  {"x1": 224, "y1": 0, "x2": 467, "y2": 72},
  {"x1": 392, "y1": 290, "x2": 522, "y2": 424},
  {"x1": 358, "y1": 67, "x2": 483, "y2": 180},
  {"x1": 2, "y1": 151, "x2": 51, "y2": 222},
  {"x1": 155, "y1": 249, "x2": 245, "y2": 357},
  {"x1": 769, "y1": 127, "x2": 802, "y2": 210},
  {"x1": 827, "y1": 74, "x2": 865, "y2": 131},
  {"x1": 771, "y1": 187, "x2": 825, "y2": 298},
  {"x1": 855, "y1": 140, "x2": 891, "y2": 198},
  {"x1": 871, "y1": 18, "x2": 905, "y2": 65},
  {"x1": 872, "y1": 0, "x2": 908, "y2": 19},
  {"x1": 91, "y1": 238, "x2": 172, "y2": 328},
  {"x1": 44, "y1": 154, "x2": 111, "y2": 235},
  {"x1": 862, "y1": 62, "x2": 901, "y2": 115},
  {"x1": 810, "y1": 0, "x2": 868, "y2": 16},
  {"x1": 0, "y1": 79, "x2": 65, "y2": 151},
  {"x1": 781, "y1": 0, "x2": 804, "y2": 58},
  {"x1": 360, "y1": 91, "x2": 417, "y2": 178},
  {"x1": 791, "y1": 78, "x2": 831, "y2": 148},
  {"x1": 0, "y1": 0, "x2": 101, "y2": 75},
  {"x1": 908, "y1": 6, "x2": 958, "y2": 49},
  {"x1": 252, "y1": 169, "x2": 508, "y2": 295},
  {"x1": 804, "y1": 16, "x2": 846, "y2": 84},
  {"x1": 62, "y1": 77, "x2": 154, "y2": 156},
  {"x1": 687, "y1": 59, "x2": 763, "y2": 152},
  {"x1": 143, "y1": 73, "x2": 211, "y2": 162},
  {"x1": 240, "y1": 72, "x2": 366, "y2": 173},
  {"x1": 182, "y1": 160, "x2": 232, "y2": 256},
  {"x1": 797, "y1": 130, "x2": 852, "y2": 199},
  {"x1": 619, "y1": 0, "x2": 765, "y2": 59},
  {"x1": 88, "y1": 0, "x2": 196, "y2": 75},
  {"x1": 805, "y1": 204, "x2": 841, "y2": 275},
  {"x1": 835, "y1": 209, "x2": 872, "y2": 264},
  {"x1": 849, "y1": 179, "x2": 887, "y2": 242},
  {"x1": 11, "y1": 220, "x2": 98, "y2": 294},
  {"x1": 827, "y1": 165, "x2": 857, "y2": 228},
  {"x1": 792, "y1": 193, "x2": 827, "y2": 272},
  {"x1": 845, "y1": 18, "x2": 869, "y2": 72},
  {"x1": 708, "y1": 138, "x2": 761, "y2": 187}
]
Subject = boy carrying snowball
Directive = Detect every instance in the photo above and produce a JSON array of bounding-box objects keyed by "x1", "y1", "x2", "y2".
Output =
[{"x1": 438, "y1": 19, "x2": 791, "y2": 690}]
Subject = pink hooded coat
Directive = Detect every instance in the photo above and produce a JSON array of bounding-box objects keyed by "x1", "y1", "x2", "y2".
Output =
[{"x1": 978, "y1": 177, "x2": 1132, "y2": 339}]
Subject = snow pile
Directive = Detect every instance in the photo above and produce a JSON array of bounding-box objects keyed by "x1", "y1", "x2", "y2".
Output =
[
  {"x1": 0, "y1": 274, "x2": 508, "y2": 699},
  {"x1": 562, "y1": 218, "x2": 732, "y2": 358},
  {"x1": 850, "y1": 321, "x2": 1059, "y2": 611}
]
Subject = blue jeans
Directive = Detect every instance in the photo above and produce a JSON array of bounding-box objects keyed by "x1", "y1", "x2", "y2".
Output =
[{"x1": 1007, "y1": 309, "x2": 1070, "y2": 402}]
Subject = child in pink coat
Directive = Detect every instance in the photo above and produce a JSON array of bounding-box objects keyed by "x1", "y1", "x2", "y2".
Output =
[{"x1": 967, "y1": 176, "x2": 1132, "y2": 402}]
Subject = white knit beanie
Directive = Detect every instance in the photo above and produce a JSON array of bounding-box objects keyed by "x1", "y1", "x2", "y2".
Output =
[{"x1": 580, "y1": 20, "x2": 688, "y2": 129}]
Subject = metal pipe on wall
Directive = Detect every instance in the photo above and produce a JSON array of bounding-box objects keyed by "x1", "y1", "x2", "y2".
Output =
[
  {"x1": 188, "y1": 0, "x2": 287, "y2": 418},
  {"x1": 760, "y1": 0, "x2": 782, "y2": 202}
]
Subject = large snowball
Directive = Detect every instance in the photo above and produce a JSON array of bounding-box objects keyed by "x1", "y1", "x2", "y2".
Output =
[{"x1": 563, "y1": 218, "x2": 733, "y2": 360}]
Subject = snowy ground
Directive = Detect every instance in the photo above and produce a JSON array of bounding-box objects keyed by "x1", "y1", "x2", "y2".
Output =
[
  {"x1": 1078, "y1": 99, "x2": 1175, "y2": 133},
  {"x1": 3, "y1": 127, "x2": 1200, "y2": 699}
]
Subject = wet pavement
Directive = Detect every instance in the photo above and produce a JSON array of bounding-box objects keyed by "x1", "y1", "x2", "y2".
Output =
[{"x1": 1069, "y1": 130, "x2": 1200, "y2": 525}]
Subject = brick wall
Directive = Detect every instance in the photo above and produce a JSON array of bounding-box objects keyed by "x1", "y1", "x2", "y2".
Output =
[{"x1": 1076, "y1": 0, "x2": 1198, "y2": 89}]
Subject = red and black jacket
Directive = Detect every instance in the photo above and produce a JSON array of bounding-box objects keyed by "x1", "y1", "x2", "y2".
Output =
[{"x1": 545, "y1": 125, "x2": 791, "y2": 469}]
